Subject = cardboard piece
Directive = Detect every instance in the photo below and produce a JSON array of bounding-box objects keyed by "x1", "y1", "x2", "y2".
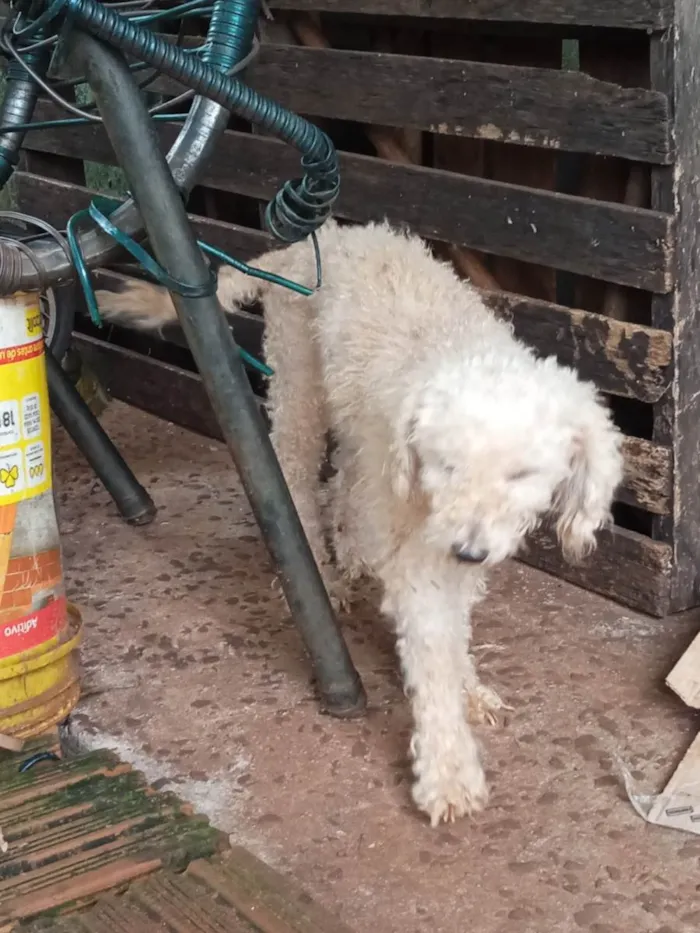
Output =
[
  {"x1": 624, "y1": 632, "x2": 700, "y2": 836},
  {"x1": 666, "y1": 632, "x2": 700, "y2": 709}
]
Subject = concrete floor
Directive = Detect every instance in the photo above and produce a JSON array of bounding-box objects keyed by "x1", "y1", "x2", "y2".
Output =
[{"x1": 56, "y1": 403, "x2": 700, "y2": 933}]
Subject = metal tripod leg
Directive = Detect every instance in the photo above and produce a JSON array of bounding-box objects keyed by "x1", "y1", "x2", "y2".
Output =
[
  {"x1": 71, "y1": 31, "x2": 366, "y2": 717},
  {"x1": 47, "y1": 351, "x2": 157, "y2": 525}
]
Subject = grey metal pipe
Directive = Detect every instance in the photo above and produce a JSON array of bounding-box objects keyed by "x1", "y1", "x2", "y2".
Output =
[
  {"x1": 46, "y1": 350, "x2": 157, "y2": 526},
  {"x1": 70, "y1": 30, "x2": 366, "y2": 717}
]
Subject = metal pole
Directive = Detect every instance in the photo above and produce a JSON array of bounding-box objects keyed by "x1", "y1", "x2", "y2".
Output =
[
  {"x1": 70, "y1": 31, "x2": 366, "y2": 717},
  {"x1": 46, "y1": 351, "x2": 156, "y2": 525}
]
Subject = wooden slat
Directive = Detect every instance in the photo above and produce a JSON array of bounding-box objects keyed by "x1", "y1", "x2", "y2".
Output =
[
  {"x1": 0, "y1": 752, "x2": 225, "y2": 926},
  {"x1": 649, "y1": 30, "x2": 677, "y2": 553},
  {"x1": 188, "y1": 851, "x2": 357, "y2": 933},
  {"x1": 619, "y1": 436, "x2": 671, "y2": 515},
  {"x1": 242, "y1": 46, "x2": 673, "y2": 163},
  {"x1": 14, "y1": 172, "x2": 673, "y2": 405},
  {"x1": 28, "y1": 852, "x2": 359, "y2": 933},
  {"x1": 268, "y1": 0, "x2": 673, "y2": 30},
  {"x1": 80, "y1": 327, "x2": 675, "y2": 518},
  {"x1": 152, "y1": 45, "x2": 673, "y2": 163},
  {"x1": 435, "y1": 32, "x2": 561, "y2": 302},
  {"x1": 23, "y1": 111, "x2": 675, "y2": 293},
  {"x1": 13, "y1": 171, "x2": 273, "y2": 260},
  {"x1": 523, "y1": 524, "x2": 672, "y2": 616},
  {"x1": 20, "y1": 83, "x2": 86, "y2": 187},
  {"x1": 484, "y1": 283, "x2": 672, "y2": 405},
  {"x1": 200, "y1": 133, "x2": 674, "y2": 292},
  {"x1": 659, "y1": 0, "x2": 700, "y2": 613},
  {"x1": 72, "y1": 334, "x2": 240, "y2": 443}
]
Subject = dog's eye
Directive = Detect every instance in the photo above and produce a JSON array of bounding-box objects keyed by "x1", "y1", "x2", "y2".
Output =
[
  {"x1": 509, "y1": 468, "x2": 537, "y2": 481},
  {"x1": 436, "y1": 457, "x2": 455, "y2": 475}
]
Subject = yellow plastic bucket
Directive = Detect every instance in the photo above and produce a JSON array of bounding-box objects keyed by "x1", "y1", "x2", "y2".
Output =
[
  {"x1": 0, "y1": 292, "x2": 81, "y2": 740},
  {"x1": 0, "y1": 602, "x2": 82, "y2": 738}
]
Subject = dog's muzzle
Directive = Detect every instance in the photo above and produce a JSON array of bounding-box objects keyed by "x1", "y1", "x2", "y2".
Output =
[{"x1": 451, "y1": 543, "x2": 488, "y2": 564}]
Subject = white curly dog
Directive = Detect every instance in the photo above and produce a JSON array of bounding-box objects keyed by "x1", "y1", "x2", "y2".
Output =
[{"x1": 97, "y1": 219, "x2": 623, "y2": 827}]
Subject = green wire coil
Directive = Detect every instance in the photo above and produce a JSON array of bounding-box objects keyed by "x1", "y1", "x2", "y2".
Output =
[{"x1": 66, "y1": 196, "x2": 324, "y2": 378}]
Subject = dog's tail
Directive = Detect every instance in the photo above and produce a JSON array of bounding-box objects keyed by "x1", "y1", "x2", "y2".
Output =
[{"x1": 95, "y1": 264, "x2": 270, "y2": 332}]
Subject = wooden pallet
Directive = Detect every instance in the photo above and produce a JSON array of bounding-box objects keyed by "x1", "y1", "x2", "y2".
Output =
[
  {"x1": 16, "y1": 0, "x2": 700, "y2": 617},
  {"x1": 0, "y1": 746, "x2": 225, "y2": 929},
  {"x1": 0, "y1": 744, "x2": 355, "y2": 932}
]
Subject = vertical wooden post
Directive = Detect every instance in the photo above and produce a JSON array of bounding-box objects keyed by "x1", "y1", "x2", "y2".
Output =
[
  {"x1": 658, "y1": 1, "x2": 700, "y2": 610},
  {"x1": 649, "y1": 27, "x2": 676, "y2": 558}
]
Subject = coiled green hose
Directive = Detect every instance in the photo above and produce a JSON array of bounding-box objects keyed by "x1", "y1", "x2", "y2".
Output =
[
  {"x1": 203, "y1": 0, "x2": 257, "y2": 71},
  {"x1": 49, "y1": 0, "x2": 339, "y2": 241}
]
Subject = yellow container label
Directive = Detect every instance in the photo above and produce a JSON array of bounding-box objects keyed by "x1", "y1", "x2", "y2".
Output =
[{"x1": 0, "y1": 303, "x2": 51, "y2": 504}]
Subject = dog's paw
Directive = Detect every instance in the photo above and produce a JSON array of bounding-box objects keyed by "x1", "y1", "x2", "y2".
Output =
[
  {"x1": 271, "y1": 568, "x2": 352, "y2": 614},
  {"x1": 324, "y1": 571, "x2": 354, "y2": 614},
  {"x1": 466, "y1": 683, "x2": 512, "y2": 728},
  {"x1": 411, "y1": 743, "x2": 489, "y2": 827},
  {"x1": 328, "y1": 589, "x2": 351, "y2": 614}
]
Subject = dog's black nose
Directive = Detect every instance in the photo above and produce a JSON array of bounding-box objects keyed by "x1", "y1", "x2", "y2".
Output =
[{"x1": 451, "y1": 543, "x2": 488, "y2": 564}]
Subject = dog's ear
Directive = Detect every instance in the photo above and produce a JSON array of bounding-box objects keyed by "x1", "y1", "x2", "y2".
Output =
[
  {"x1": 389, "y1": 408, "x2": 420, "y2": 501},
  {"x1": 554, "y1": 406, "x2": 623, "y2": 563}
]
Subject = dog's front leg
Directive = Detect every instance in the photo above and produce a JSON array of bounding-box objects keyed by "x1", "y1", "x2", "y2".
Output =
[
  {"x1": 454, "y1": 578, "x2": 511, "y2": 727},
  {"x1": 383, "y1": 558, "x2": 488, "y2": 826}
]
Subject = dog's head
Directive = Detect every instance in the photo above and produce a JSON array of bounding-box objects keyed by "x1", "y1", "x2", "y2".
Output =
[{"x1": 389, "y1": 353, "x2": 623, "y2": 567}]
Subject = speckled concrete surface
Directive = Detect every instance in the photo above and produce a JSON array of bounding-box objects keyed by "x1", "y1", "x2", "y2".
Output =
[{"x1": 55, "y1": 403, "x2": 700, "y2": 933}]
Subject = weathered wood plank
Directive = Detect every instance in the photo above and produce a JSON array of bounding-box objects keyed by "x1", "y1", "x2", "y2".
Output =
[
  {"x1": 23, "y1": 112, "x2": 675, "y2": 293},
  {"x1": 12, "y1": 171, "x2": 274, "y2": 259},
  {"x1": 485, "y1": 290, "x2": 672, "y2": 404},
  {"x1": 15, "y1": 172, "x2": 674, "y2": 406},
  {"x1": 523, "y1": 524, "x2": 672, "y2": 616},
  {"x1": 84, "y1": 308, "x2": 674, "y2": 518},
  {"x1": 242, "y1": 46, "x2": 673, "y2": 163},
  {"x1": 20, "y1": 84, "x2": 86, "y2": 186},
  {"x1": 268, "y1": 0, "x2": 672, "y2": 30},
  {"x1": 90, "y1": 277, "x2": 673, "y2": 518},
  {"x1": 72, "y1": 333, "x2": 264, "y2": 442},
  {"x1": 649, "y1": 29, "x2": 677, "y2": 551},
  {"x1": 665, "y1": 0, "x2": 700, "y2": 612},
  {"x1": 90, "y1": 267, "x2": 269, "y2": 381},
  {"x1": 151, "y1": 45, "x2": 672, "y2": 163},
  {"x1": 619, "y1": 436, "x2": 672, "y2": 515}
]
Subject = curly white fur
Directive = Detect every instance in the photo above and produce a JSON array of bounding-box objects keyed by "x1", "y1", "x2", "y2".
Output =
[{"x1": 96, "y1": 220, "x2": 624, "y2": 827}]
